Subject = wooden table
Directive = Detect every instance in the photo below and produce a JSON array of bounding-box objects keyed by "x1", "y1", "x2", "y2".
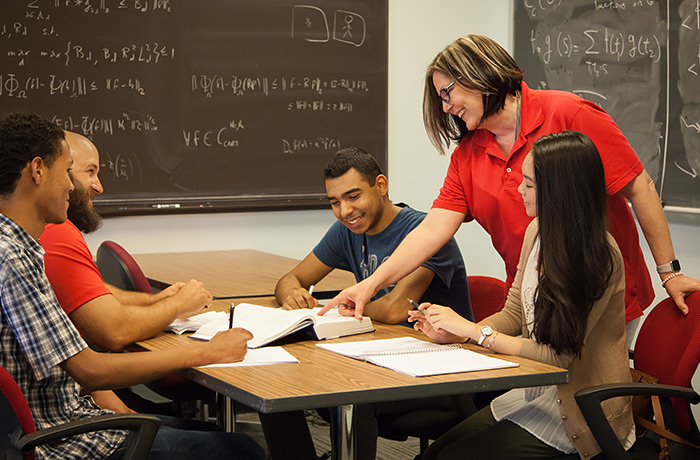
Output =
[
  {"x1": 133, "y1": 250, "x2": 568, "y2": 459},
  {"x1": 138, "y1": 297, "x2": 567, "y2": 460},
  {"x1": 133, "y1": 249, "x2": 355, "y2": 297}
]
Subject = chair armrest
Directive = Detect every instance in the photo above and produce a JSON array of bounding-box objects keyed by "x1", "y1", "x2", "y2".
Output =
[
  {"x1": 574, "y1": 382, "x2": 700, "y2": 460},
  {"x1": 14, "y1": 413, "x2": 161, "y2": 460}
]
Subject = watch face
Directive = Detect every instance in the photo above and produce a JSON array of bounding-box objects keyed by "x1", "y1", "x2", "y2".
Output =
[
  {"x1": 481, "y1": 325, "x2": 493, "y2": 336},
  {"x1": 671, "y1": 260, "x2": 681, "y2": 271}
]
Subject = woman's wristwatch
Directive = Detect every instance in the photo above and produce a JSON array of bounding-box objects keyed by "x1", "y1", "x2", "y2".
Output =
[
  {"x1": 656, "y1": 259, "x2": 681, "y2": 274},
  {"x1": 477, "y1": 325, "x2": 493, "y2": 346}
]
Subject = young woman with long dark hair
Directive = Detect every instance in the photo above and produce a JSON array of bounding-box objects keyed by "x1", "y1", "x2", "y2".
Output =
[{"x1": 409, "y1": 131, "x2": 634, "y2": 460}]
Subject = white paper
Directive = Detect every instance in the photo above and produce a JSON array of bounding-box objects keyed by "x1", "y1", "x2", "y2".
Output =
[
  {"x1": 166, "y1": 311, "x2": 227, "y2": 335},
  {"x1": 199, "y1": 347, "x2": 299, "y2": 368}
]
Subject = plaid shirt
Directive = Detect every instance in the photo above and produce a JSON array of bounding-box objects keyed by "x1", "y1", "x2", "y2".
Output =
[{"x1": 0, "y1": 214, "x2": 126, "y2": 460}]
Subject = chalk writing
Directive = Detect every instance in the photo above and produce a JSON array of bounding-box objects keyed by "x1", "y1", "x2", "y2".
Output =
[
  {"x1": 191, "y1": 74, "x2": 370, "y2": 98},
  {"x1": 282, "y1": 137, "x2": 342, "y2": 154},
  {"x1": 182, "y1": 120, "x2": 245, "y2": 149},
  {"x1": 0, "y1": 0, "x2": 388, "y2": 213}
]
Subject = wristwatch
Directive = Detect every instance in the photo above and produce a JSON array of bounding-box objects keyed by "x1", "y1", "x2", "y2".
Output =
[
  {"x1": 656, "y1": 259, "x2": 681, "y2": 274},
  {"x1": 478, "y1": 325, "x2": 493, "y2": 346}
]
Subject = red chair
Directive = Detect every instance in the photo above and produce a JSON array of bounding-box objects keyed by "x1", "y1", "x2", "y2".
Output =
[
  {"x1": 468, "y1": 275, "x2": 507, "y2": 322},
  {"x1": 0, "y1": 365, "x2": 160, "y2": 460},
  {"x1": 575, "y1": 292, "x2": 700, "y2": 459},
  {"x1": 95, "y1": 241, "x2": 216, "y2": 419},
  {"x1": 96, "y1": 240, "x2": 153, "y2": 294}
]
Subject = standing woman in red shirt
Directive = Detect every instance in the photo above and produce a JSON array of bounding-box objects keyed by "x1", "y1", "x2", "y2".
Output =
[{"x1": 323, "y1": 34, "x2": 699, "y2": 335}]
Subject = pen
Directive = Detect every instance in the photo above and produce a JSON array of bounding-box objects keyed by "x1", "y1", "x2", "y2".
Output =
[
  {"x1": 408, "y1": 298, "x2": 421, "y2": 310},
  {"x1": 308, "y1": 285, "x2": 315, "y2": 296},
  {"x1": 228, "y1": 304, "x2": 235, "y2": 329}
]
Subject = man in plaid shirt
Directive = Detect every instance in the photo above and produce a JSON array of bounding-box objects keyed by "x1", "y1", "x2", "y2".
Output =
[{"x1": 0, "y1": 112, "x2": 265, "y2": 459}]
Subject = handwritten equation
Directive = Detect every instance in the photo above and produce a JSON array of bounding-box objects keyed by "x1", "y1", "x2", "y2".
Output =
[{"x1": 190, "y1": 74, "x2": 369, "y2": 98}]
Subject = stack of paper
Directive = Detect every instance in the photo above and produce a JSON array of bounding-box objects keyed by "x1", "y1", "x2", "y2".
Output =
[{"x1": 166, "y1": 311, "x2": 227, "y2": 335}]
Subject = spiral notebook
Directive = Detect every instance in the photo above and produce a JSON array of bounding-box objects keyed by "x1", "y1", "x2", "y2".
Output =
[{"x1": 317, "y1": 336, "x2": 519, "y2": 377}]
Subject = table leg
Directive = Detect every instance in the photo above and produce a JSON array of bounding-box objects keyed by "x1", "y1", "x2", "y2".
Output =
[
  {"x1": 331, "y1": 404, "x2": 355, "y2": 460},
  {"x1": 216, "y1": 393, "x2": 235, "y2": 432}
]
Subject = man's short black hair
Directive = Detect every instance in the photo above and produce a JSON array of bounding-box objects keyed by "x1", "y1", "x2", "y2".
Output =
[
  {"x1": 323, "y1": 147, "x2": 383, "y2": 185},
  {"x1": 0, "y1": 112, "x2": 65, "y2": 195}
]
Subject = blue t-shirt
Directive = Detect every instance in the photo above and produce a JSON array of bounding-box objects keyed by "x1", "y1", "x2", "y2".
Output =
[{"x1": 313, "y1": 205, "x2": 473, "y2": 321}]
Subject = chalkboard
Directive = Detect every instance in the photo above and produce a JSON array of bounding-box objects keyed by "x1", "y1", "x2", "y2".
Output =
[
  {"x1": 514, "y1": 0, "x2": 700, "y2": 217},
  {"x1": 0, "y1": 0, "x2": 387, "y2": 215}
]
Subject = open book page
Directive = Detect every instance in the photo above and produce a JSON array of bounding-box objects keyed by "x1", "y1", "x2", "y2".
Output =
[
  {"x1": 318, "y1": 336, "x2": 519, "y2": 377},
  {"x1": 188, "y1": 303, "x2": 374, "y2": 348},
  {"x1": 231, "y1": 303, "x2": 318, "y2": 348},
  {"x1": 199, "y1": 347, "x2": 299, "y2": 368}
]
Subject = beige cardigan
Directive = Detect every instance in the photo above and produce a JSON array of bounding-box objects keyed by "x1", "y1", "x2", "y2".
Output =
[{"x1": 485, "y1": 221, "x2": 634, "y2": 459}]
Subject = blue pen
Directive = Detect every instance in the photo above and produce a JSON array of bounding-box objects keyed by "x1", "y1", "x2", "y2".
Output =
[{"x1": 408, "y1": 298, "x2": 421, "y2": 310}]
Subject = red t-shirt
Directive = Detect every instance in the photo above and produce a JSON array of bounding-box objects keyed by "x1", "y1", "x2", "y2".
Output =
[
  {"x1": 40, "y1": 220, "x2": 111, "y2": 315},
  {"x1": 433, "y1": 83, "x2": 653, "y2": 321}
]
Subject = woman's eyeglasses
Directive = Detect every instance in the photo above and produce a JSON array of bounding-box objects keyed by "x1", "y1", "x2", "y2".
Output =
[{"x1": 439, "y1": 81, "x2": 456, "y2": 103}]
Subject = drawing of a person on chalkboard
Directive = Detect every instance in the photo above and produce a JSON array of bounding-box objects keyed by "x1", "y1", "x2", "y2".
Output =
[{"x1": 324, "y1": 34, "x2": 700, "y2": 346}]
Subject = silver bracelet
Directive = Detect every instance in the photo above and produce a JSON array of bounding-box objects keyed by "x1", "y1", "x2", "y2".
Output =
[
  {"x1": 661, "y1": 272, "x2": 682, "y2": 288},
  {"x1": 486, "y1": 332, "x2": 499, "y2": 349}
]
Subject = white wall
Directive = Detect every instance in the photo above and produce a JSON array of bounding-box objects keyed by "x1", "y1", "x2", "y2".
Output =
[{"x1": 84, "y1": 0, "x2": 699, "y2": 419}]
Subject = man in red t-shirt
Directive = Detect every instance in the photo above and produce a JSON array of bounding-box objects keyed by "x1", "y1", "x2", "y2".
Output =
[{"x1": 40, "y1": 131, "x2": 211, "y2": 412}]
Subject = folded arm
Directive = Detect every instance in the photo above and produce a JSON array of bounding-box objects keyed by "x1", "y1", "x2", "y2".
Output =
[{"x1": 69, "y1": 279, "x2": 211, "y2": 352}]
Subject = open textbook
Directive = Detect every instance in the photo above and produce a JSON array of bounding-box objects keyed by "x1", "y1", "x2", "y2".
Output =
[
  {"x1": 185, "y1": 303, "x2": 374, "y2": 348},
  {"x1": 317, "y1": 336, "x2": 519, "y2": 377}
]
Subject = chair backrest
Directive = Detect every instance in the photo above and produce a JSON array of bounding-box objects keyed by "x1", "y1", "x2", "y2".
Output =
[
  {"x1": 467, "y1": 276, "x2": 507, "y2": 322},
  {"x1": 633, "y1": 292, "x2": 700, "y2": 433},
  {"x1": 0, "y1": 366, "x2": 36, "y2": 460},
  {"x1": 96, "y1": 241, "x2": 153, "y2": 294}
]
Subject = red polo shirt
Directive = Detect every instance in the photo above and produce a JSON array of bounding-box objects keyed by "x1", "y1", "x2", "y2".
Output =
[{"x1": 433, "y1": 82, "x2": 653, "y2": 321}]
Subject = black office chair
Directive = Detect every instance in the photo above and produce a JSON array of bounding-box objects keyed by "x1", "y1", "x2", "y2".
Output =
[
  {"x1": 376, "y1": 393, "x2": 476, "y2": 454},
  {"x1": 0, "y1": 365, "x2": 161, "y2": 460}
]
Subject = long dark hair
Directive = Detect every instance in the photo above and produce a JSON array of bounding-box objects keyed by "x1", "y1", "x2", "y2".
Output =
[{"x1": 531, "y1": 131, "x2": 616, "y2": 356}]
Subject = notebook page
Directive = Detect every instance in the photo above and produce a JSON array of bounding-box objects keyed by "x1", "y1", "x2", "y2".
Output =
[
  {"x1": 316, "y1": 336, "x2": 452, "y2": 359},
  {"x1": 367, "y1": 348, "x2": 519, "y2": 377}
]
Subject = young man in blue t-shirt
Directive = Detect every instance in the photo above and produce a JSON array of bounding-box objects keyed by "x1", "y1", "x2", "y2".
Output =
[
  {"x1": 275, "y1": 147, "x2": 473, "y2": 324},
  {"x1": 262, "y1": 147, "x2": 474, "y2": 459}
]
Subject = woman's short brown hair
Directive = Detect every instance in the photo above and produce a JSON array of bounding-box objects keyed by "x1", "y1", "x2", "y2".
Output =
[{"x1": 423, "y1": 35, "x2": 523, "y2": 154}]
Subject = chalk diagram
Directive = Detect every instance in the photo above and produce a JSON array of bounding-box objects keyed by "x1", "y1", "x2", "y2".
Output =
[{"x1": 292, "y1": 5, "x2": 366, "y2": 47}]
